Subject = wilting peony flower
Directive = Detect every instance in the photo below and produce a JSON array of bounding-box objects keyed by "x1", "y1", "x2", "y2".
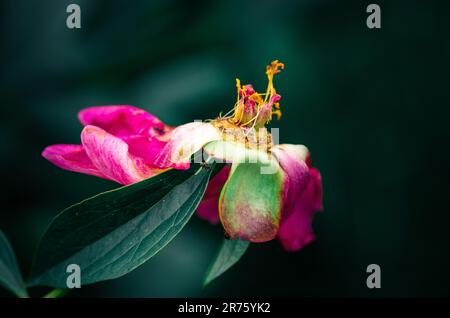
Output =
[{"x1": 43, "y1": 60, "x2": 322, "y2": 251}]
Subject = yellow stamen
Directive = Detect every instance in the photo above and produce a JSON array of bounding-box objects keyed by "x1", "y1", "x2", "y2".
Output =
[
  {"x1": 264, "y1": 60, "x2": 284, "y2": 103},
  {"x1": 249, "y1": 93, "x2": 264, "y2": 105},
  {"x1": 272, "y1": 109, "x2": 282, "y2": 120},
  {"x1": 229, "y1": 60, "x2": 284, "y2": 127}
]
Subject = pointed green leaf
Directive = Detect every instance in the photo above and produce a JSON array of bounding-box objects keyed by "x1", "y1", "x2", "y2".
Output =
[
  {"x1": 0, "y1": 230, "x2": 28, "y2": 297},
  {"x1": 29, "y1": 163, "x2": 215, "y2": 288},
  {"x1": 203, "y1": 238, "x2": 250, "y2": 287}
]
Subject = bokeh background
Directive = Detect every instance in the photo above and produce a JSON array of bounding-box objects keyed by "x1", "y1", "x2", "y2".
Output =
[{"x1": 1, "y1": 0, "x2": 449, "y2": 297}]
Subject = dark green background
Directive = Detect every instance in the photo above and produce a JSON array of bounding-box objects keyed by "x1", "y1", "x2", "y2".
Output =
[{"x1": 1, "y1": 0, "x2": 449, "y2": 297}]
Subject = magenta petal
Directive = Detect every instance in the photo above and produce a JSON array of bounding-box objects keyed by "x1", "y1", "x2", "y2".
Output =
[
  {"x1": 271, "y1": 144, "x2": 323, "y2": 251},
  {"x1": 308, "y1": 167, "x2": 323, "y2": 212},
  {"x1": 81, "y1": 125, "x2": 165, "y2": 185},
  {"x1": 196, "y1": 165, "x2": 231, "y2": 224},
  {"x1": 277, "y1": 167, "x2": 323, "y2": 251},
  {"x1": 123, "y1": 135, "x2": 168, "y2": 167},
  {"x1": 271, "y1": 145, "x2": 310, "y2": 220},
  {"x1": 78, "y1": 105, "x2": 171, "y2": 139},
  {"x1": 42, "y1": 144, "x2": 105, "y2": 178},
  {"x1": 277, "y1": 205, "x2": 316, "y2": 252}
]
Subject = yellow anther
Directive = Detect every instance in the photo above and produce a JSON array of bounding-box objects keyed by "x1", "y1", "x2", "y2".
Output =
[
  {"x1": 272, "y1": 109, "x2": 282, "y2": 120},
  {"x1": 264, "y1": 60, "x2": 284, "y2": 103},
  {"x1": 266, "y1": 60, "x2": 285, "y2": 77},
  {"x1": 249, "y1": 93, "x2": 264, "y2": 105}
]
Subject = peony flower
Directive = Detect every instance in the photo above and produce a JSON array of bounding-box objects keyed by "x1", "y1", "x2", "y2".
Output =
[{"x1": 42, "y1": 60, "x2": 323, "y2": 251}]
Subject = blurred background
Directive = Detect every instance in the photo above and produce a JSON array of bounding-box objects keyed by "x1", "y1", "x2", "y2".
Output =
[{"x1": 1, "y1": 0, "x2": 449, "y2": 297}]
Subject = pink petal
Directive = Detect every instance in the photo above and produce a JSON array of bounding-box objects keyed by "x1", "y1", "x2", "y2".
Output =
[
  {"x1": 308, "y1": 167, "x2": 323, "y2": 212},
  {"x1": 81, "y1": 125, "x2": 166, "y2": 185},
  {"x1": 78, "y1": 105, "x2": 171, "y2": 139},
  {"x1": 271, "y1": 144, "x2": 310, "y2": 220},
  {"x1": 155, "y1": 122, "x2": 222, "y2": 169},
  {"x1": 277, "y1": 167, "x2": 323, "y2": 251},
  {"x1": 272, "y1": 144, "x2": 323, "y2": 252},
  {"x1": 80, "y1": 106, "x2": 178, "y2": 169},
  {"x1": 42, "y1": 144, "x2": 105, "y2": 178},
  {"x1": 123, "y1": 135, "x2": 168, "y2": 167},
  {"x1": 196, "y1": 165, "x2": 231, "y2": 224}
]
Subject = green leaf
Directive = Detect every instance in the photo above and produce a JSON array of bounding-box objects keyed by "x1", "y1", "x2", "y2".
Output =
[
  {"x1": 203, "y1": 238, "x2": 250, "y2": 287},
  {"x1": 0, "y1": 230, "x2": 28, "y2": 297},
  {"x1": 28, "y1": 163, "x2": 215, "y2": 288}
]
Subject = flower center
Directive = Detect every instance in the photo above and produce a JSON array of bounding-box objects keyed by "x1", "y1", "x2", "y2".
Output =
[
  {"x1": 211, "y1": 60, "x2": 284, "y2": 151},
  {"x1": 231, "y1": 60, "x2": 284, "y2": 129},
  {"x1": 212, "y1": 118, "x2": 273, "y2": 151}
]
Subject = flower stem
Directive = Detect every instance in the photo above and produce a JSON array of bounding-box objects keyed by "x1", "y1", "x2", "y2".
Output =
[{"x1": 43, "y1": 288, "x2": 71, "y2": 298}]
